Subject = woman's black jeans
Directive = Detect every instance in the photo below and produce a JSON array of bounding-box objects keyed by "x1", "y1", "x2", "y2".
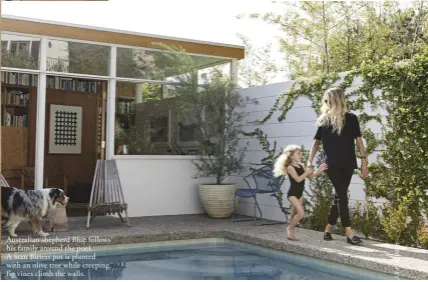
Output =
[{"x1": 326, "y1": 168, "x2": 354, "y2": 228}]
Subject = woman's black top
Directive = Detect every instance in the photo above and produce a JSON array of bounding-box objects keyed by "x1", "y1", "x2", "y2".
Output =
[
  {"x1": 314, "y1": 112, "x2": 362, "y2": 169},
  {"x1": 287, "y1": 164, "x2": 305, "y2": 199}
]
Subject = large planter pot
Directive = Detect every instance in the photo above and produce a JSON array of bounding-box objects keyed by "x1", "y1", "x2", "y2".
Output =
[{"x1": 199, "y1": 184, "x2": 238, "y2": 218}]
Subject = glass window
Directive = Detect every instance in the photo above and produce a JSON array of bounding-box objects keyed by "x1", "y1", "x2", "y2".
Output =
[
  {"x1": 116, "y1": 46, "x2": 230, "y2": 80},
  {"x1": 198, "y1": 61, "x2": 231, "y2": 84},
  {"x1": 1, "y1": 34, "x2": 40, "y2": 69},
  {"x1": 46, "y1": 39, "x2": 110, "y2": 76},
  {"x1": 115, "y1": 81, "x2": 207, "y2": 156}
]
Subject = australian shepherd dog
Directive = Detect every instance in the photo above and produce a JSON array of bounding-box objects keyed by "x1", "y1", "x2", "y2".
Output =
[{"x1": 1, "y1": 186, "x2": 69, "y2": 237}]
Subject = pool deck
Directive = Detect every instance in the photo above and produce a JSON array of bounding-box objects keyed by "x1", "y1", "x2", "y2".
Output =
[{"x1": 2, "y1": 214, "x2": 428, "y2": 279}]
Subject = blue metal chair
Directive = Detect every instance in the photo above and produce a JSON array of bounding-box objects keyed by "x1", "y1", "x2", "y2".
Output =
[{"x1": 232, "y1": 165, "x2": 289, "y2": 224}]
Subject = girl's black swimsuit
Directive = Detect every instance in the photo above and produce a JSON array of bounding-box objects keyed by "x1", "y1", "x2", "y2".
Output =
[{"x1": 287, "y1": 164, "x2": 305, "y2": 199}]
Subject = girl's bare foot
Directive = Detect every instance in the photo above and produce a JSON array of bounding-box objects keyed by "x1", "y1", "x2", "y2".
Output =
[{"x1": 287, "y1": 227, "x2": 298, "y2": 241}]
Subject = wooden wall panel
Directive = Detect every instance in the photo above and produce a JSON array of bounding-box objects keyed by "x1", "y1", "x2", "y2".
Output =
[
  {"x1": 1, "y1": 127, "x2": 28, "y2": 170},
  {"x1": 44, "y1": 89, "x2": 99, "y2": 186},
  {"x1": 1, "y1": 127, "x2": 28, "y2": 187}
]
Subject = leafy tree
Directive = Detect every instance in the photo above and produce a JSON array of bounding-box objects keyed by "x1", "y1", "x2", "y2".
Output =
[
  {"x1": 351, "y1": 200, "x2": 384, "y2": 239},
  {"x1": 116, "y1": 47, "x2": 163, "y2": 79},
  {"x1": 150, "y1": 44, "x2": 256, "y2": 184},
  {"x1": 176, "y1": 70, "x2": 251, "y2": 184},
  {"x1": 241, "y1": 1, "x2": 340, "y2": 78},
  {"x1": 141, "y1": 83, "x2": 163, "y2": 102},
  {"x1": 68, "y1": 42, "x2": 109, "y2": 75},
  {"x1": 236, "y1": 34, "x2": 280, "y2": 87},
  {"x1": 1, "y1": 46, "x2": 38, "y2": 69},
  {"x1": 239, "y1": 1, "x2": 428, "y2": 78}
]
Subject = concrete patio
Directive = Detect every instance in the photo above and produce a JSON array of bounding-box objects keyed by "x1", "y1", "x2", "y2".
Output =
[{"x1": 2, "y1": 214, "x2": 428, "y2": 280}]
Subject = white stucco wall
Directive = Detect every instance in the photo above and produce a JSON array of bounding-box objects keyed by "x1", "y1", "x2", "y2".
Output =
[
  {"x1": 229, "y1": 76, "x2": 387, "y2": 222},
  {"x1": 113, "y1": 155, "x2": 208, "y2": 217}
]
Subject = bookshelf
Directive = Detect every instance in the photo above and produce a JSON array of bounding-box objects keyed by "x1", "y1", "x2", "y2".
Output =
[
  {"x1": 117, "y1": 98, "x2": 135, "y2": 115},
  {"x1": 116, "y1": 82, "x2": 137, "y2": 130},
  {"x1": 1, "y1": 71, "x2": 101, "y2": 93},
  {"x1": 116, "y1": 98, "x2": 135, "y2": 130},
  {"x1": 1, "y1": 85, "x2": 30, "y2": 127},
  {"x1": 1, "y1": 71, "x2": 103, "y2": 182}
]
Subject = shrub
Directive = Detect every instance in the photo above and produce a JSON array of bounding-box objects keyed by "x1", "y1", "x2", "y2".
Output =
[
  {"x1": 351, "y1": 200, "x2": 383, "y2": 239},
  {"x1": 419, "y1": 229, "x2": 428, "y2": 249},
  {"x1": 380, "y1": 202, "x2": 408, "y2": 243}
]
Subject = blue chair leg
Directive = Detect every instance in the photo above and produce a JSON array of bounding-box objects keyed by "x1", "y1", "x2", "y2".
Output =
[
  {"x1": 253, "y1": 196, "x2": 257, "y2": 221},
  {"x1": 254, "y1": 195, "x2": 262, "y2": 219}
]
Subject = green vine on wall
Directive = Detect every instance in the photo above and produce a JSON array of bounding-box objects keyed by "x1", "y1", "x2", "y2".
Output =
[{"x1": 244, "y1": 50, "x2": 428, "y2": 247}]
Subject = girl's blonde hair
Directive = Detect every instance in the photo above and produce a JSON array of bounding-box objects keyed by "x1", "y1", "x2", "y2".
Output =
[
  {"x1": 316, "y1": 87, "x2": 348, "y2": 135},
  {"x1": 273, "y1": 144, "x2": 301, "y2": 177}
]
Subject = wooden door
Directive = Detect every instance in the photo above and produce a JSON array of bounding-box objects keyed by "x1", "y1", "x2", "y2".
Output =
[{"x1": 43, "y1": 89, "x2": 99, "y2": 186}]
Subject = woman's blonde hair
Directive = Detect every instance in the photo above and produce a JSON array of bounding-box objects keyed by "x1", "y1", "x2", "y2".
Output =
[
  {"x1": 273, "y1": 144, "x2": 301, "y2": 177},
  {"x1": 316, "y1": 87, "x2": 348, "y2": 135}
]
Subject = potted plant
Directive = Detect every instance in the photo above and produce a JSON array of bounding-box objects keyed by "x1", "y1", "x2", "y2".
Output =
[
  {"x1": 157, "y1": 44, "x2": 255, "y2": 218},
  {"x1": 174, "y1": 69, "x2": 253, "y2": 218}
]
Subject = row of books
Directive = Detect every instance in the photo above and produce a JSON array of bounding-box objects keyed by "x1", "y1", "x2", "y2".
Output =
[
  {"x1": 1, "y1": 72, "x2": 38, "y2": 87},
  {"x1": 2, "y1": 112, "x2": 28, "y2": 127},
  {"x1": 3, "y1": 90, "x2": 29, "y2": 106},
  {"x1": 1, "y1": 72, "x2": 101, "y2": 93},
  {"x1": 46, "y1": 76, "x2": 101, "y2": 93},
  {"x1": 117, "y1": 100, "x2": 136, "y2": 115}
]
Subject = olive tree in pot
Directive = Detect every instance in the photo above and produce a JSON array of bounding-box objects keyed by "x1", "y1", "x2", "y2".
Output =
[{"x1": 175, "y1": 70, "x2": 253, "y2": 218}]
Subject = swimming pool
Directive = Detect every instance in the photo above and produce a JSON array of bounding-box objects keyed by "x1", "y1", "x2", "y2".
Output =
[{"x1": 2, "y1": 238, "x2": 399, "y2": 280}]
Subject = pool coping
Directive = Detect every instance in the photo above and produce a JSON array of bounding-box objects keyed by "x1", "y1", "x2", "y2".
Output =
[{"x1": 2, "y1": 230, "x2": 426, "y2": 279}]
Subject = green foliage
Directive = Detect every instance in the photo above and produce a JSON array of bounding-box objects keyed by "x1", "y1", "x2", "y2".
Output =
[
  {"x1": 141, "y1": 83, "x2": 163, "y2": 102},
  {"x1": 238, "y1": 0, "x2": 427, "y2": 248},
  {"x1": 153, "y1": 44, "x2": 257, "y2": 185},
  {"x1": 116, "y1": 47, "x2": 162, "y2": 80},
  {"x1": 245, "y1": 49, "x2": 428, "y2": 247},
  {"x1": 240, "y1": 1, "x2": 428, "y2": 79},
  {"x1": 380, "y1": 202, "x2": 408, "y2": 243},
  {"x1": 1, "y1": 47, "x2": 38, "y2": 69},
  {"x1": 419, "y1": 230, "x2": 428, "y2": 249},
  {"x1": 351, "y1": 200, "x2": 384, "y2": 239},
  {"x1": 67, "y1": 42, "x2": 109, "y2": 75},
  {"x1": 241, "y1": 128, "x2": 280, "y2": 167},
  {"x1": 176, "y1": 71, "x2": 251, "y2": 184},
  {"x1": 236, "y1": 34, "x2": 280, "y2": 87}
]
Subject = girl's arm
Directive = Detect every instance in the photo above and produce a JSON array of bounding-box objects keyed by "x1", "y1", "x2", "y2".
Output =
[
  {"x1": 287, "y1": 166, "x2": 313, "y2": 183},
  {"x1": 307, "y1": 163, "x2": 328, "y2": 179},
  {"x1": 307, "y1": 140, "x2": 320, "y2": 168}
]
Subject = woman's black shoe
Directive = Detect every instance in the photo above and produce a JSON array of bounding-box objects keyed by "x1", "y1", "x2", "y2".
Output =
[
  {"x1": 347, "y1": 236, "x2": 362, "y2": 245},
  {"x1": 324, "y1": 232, "x2": 333, "y2": 241}
]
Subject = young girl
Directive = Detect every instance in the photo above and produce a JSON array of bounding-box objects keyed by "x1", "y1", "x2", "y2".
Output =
[{"x1": 273, "y1": 145, "x2": 328, "y2": 241}]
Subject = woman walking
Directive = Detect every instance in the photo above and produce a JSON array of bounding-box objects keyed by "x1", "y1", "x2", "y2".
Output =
[{"x1": 307, "y1": 87, "x2": 369, "y2": 245}]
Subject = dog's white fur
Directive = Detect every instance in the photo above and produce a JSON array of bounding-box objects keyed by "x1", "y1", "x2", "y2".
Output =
[{"x1": 1, "y1": 186, "x2": 69, "y2": 237}]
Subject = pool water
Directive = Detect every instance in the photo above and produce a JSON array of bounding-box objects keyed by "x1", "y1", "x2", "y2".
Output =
[{"x1": 2, "y1": 238, "x2": 398, "y2": 280}]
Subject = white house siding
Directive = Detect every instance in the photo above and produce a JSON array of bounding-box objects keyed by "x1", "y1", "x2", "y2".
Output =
[
  {"x1": 113, "y1": 155, "x2": 209, "y2": 218},
  {"x1": 228, "y1": 76, "x2": 388, "y2": 222}
]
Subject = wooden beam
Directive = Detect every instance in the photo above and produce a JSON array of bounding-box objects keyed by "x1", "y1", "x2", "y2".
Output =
[{"x1": 1, "y1": 18, "x2": 245, "y2": 59}]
